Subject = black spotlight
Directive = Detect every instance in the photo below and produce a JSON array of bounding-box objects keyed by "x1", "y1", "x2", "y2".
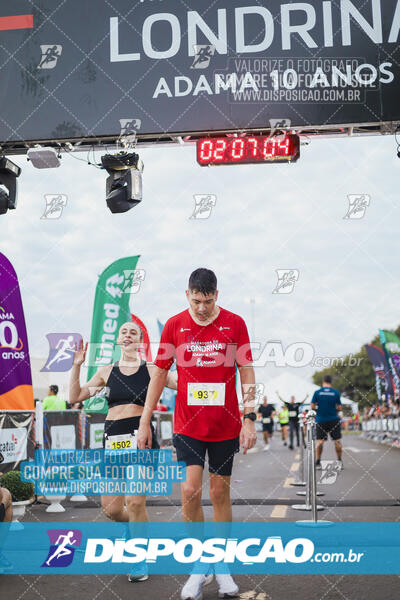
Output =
[
  {"x1": 101, "y1": 152, "x2": 143, "y2": 214},
  {"x1": 0, "y1": 156, "x2": 21, "y2": 216}
]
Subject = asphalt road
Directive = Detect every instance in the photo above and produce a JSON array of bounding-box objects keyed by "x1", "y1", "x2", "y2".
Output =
[{"x1": 1, "y1": 431, "x2": 399, "y2": 600}]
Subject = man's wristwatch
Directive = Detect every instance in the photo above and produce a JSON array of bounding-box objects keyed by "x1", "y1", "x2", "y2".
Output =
[{"x1": 243, "y1": 412, "x2": 257, "y2": 422}]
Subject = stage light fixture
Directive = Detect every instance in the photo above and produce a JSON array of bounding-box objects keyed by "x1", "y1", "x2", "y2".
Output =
[
  {"x1": 101, "y1": 152, "x2": 143, "y2": 214},
  {"x1": 0, "y1": 156, "x2": 21, "y2": 216},
  {"x1": 27, "y1": 146, "x2": 61, "y2": 168}
]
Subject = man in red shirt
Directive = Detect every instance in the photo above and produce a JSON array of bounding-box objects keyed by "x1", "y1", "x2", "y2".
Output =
[{"x1": 137, "y1": 268, "x2": 257, "y2": 599}]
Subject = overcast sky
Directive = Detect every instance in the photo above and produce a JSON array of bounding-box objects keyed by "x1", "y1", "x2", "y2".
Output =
[{"x1": 1, "y1": 133, "x2": 399, "y2": 390}]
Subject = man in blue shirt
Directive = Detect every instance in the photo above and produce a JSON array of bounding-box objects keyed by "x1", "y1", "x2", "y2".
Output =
[{"x1": 311, "y1": 375, "x2": 343, "y2": 469}]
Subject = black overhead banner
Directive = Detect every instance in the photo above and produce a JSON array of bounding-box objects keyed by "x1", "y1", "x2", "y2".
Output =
[{"x1": 0, "y1": 0, "x2": 400, "y2": 145}]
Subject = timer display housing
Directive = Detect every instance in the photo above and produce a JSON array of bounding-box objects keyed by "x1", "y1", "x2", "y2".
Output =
[{"x1": 197, "y1": 134, "x2": 300, "y2": 166}]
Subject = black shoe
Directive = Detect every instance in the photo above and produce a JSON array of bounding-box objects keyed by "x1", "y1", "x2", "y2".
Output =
[
  {"x1": 283, "y1": 442, "x2": 287, "y2": 446},
  {"x1": 289, "y1": 445, "x2": 293, "y2": 450}
]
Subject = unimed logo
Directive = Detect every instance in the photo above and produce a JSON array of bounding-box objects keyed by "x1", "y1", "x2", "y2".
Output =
[
  {"x1": 42, "y1": 529, "x2": 82, "y2": 568},
  {"x1": 83, "y1": 536, "x2": 315, "y2": 564}
]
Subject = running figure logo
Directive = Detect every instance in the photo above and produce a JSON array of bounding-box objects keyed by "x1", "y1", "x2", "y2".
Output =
[
  {"x1": 191, "y1": 45, "x2": 215, "y2": 69},
  {"x1": 122, "y1": 269, "x2": 146, "y2": 294},
  {"x1": 269, "y1": 119, "x2": 291, "y2": 136},
  {"x1": 118, "y1": 118, "x2": 142, "y2": 146},
  {"x1": 41, "y1": 194, "x2": 67, "y2": 219},
  {"x1": 41, "y1": 333, "x2": 82, "y2": 372},
  {"x1": 344, "y1": 194, "x2": 370, "y2": 219},
  {"x1": 190, "y1": 195, "x2": 217, "y2": 219},
  {"x1": 38, "y1": 45, "x2": 62, "y2": 69},
  {"x1": 319, "y1": 460, "x2": 341, "y2": 484},
  {"x1": 119, "y1": 119, "x2": 141, "y2": 136},
  {"x1": 42, "y1": 529, "x2": 82, "y2": 568},
  {"x1": 243, "y1": 383, "x2": 264, "y2": 407},
  {"x1": 272, "y1": 270, "x2": 299, "y2": 294}
]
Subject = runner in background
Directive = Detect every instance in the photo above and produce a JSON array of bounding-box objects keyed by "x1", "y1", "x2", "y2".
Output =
[
  {"x1": 257, "y1": 396, "x2": 275, "y2": 450},
  {"x1": 278, "y1": 403, "x2": 289, "y2": 446},
  {"x1": 311, "y1": 375, "x2": 343, "y2": 469},
  {"x1": 275, "y1": 393, "x2": 309, "y2": 450},
  {"x1": 137, "y1": 268, "x2": 256, "y2": 600}
]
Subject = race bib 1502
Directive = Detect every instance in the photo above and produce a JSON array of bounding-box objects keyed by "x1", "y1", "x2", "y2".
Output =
[{"x1": 105, "y1": 432, "x2": 137, "y2": 450}]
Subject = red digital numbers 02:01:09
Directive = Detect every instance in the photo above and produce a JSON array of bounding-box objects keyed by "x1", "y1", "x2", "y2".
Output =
[{"x1": 197, "y1": 134, "x2": 300, "y2": 166}]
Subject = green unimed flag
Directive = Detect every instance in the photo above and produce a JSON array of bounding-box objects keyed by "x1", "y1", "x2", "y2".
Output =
[
  {"x1": 84, "y1": 256, "x2": 140, "y2": 413},
  {"x1": 379, "y1": 329, "x2": 400, "y2": 396}
]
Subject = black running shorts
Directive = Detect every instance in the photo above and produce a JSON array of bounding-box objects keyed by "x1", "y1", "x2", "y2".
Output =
[
  {"x1": 316, "y1": 419, "x2": 342, "y2": 441},
  {"x1": 173, "y1": 434, "x2": 239, "y2": 476},
  {"x1": 103, "y1": 416, "x2": 159, "y2": 449},
  {"x1": 262, "y1": 424, "x2": 273, "y2": 434}
]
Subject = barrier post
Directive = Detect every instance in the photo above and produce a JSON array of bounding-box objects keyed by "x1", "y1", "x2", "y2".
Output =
[
  {"x1": 295, "y1": 410, "x2": 324, "y2": 497},
  {"x1": 290, "y1": 412, "x2": 306, "y2": 487},
  {"x1": 292, "y1": 410, "x2": 324, "y2": 514},
  {"x1": 35, "y1": 401, "x2": 44, "y2": 447},
  {"x1": 70, "y1": 409, "x2": 88, "y2": 503}
]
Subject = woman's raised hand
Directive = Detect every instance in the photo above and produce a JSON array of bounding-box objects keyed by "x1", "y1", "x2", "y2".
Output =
[{"x1": 73, "y1": 339, "x2": 88, "y2": 366}]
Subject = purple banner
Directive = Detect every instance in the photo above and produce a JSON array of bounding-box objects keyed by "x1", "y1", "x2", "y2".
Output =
[
  {"x1": 365, "y1": 344, "x2": 395, "y2": 398},
  {"x1": 0, "y1": 252, "x2": 34, "y2": 409}
]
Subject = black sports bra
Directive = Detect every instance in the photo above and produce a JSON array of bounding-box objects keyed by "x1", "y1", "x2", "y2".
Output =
[{"x1": 106, "y1": 361, "x2": 150, "y2": 408}]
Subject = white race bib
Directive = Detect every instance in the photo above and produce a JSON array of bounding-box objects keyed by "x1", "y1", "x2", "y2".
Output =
[
  {"x1": 105, "y1": 432, "x2": 137, "y2": 450},
  {"x1": 187, "y1": 383, "x2": 226, "y2": 406},
  {"x1": 289, "y1": 411, "x2": 297, "y2": 417},
  {"x1": 263, "y1": 417, "x2": 271, "y2": 424}
]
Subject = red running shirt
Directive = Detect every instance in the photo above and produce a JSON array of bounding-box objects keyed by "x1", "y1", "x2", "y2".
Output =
[{"x1": 154, "y1": 307, "x2": 252, "y2": 441}]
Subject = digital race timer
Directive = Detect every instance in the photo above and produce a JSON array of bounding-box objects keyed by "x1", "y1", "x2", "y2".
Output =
[{"x1": 196, "y1": 134, "x2": 300, "y2": 166}]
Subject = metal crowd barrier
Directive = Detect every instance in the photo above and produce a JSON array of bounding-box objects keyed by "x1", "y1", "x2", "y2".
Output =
[
  {"x1": 362, "y1": 417, "x2": 400, "y2": 446},
  {"x1": 291, "y1": 410, "x2": 325, "y2": 522},
  {"x1": 290, "y1": 411, "x2": 306, "y2": 487}
]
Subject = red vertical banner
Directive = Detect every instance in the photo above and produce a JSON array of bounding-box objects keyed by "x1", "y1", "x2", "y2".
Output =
[{"x1": 131, "y1": 313, "x2": 152, "y2": 362}]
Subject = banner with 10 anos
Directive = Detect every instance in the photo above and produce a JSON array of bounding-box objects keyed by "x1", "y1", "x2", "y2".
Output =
[{"x1": 1, "y1": 0, "x2": 400, "y2": 149}]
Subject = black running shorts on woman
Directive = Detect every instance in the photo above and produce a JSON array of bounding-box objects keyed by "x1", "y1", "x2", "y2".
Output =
[{"x1": 103, "y1": 416, "x2": 159, "y2": 449}]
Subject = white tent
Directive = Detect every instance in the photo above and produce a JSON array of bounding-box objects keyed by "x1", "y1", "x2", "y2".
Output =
[{"x1": 257, "y1": 371, "x2": 357, "y2": 413}]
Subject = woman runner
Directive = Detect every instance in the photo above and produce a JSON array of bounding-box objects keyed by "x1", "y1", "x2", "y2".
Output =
[{"x1": 69, "y1": 321, "x2": 177, "y2": 581}]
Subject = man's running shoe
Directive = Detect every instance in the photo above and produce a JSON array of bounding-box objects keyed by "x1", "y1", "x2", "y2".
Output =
[
  {"x1": 263, "y1": 444, "x2": 270, "y2": 451},
  {"x1": 338, "y1": 459, "x2": 344, "y2": 470},
  {"x1": 180, "y1": 573, "x2": 213, "y2": 600},
  {"x1": 215, "y1": 573, "x2": 239, "y2": 598},
  {"x1": 128, "y1": 563, "x2": 149, "y2": 582},
  {"x1": 315, "y1": 459, "x2": 322, "y2": 470}
]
